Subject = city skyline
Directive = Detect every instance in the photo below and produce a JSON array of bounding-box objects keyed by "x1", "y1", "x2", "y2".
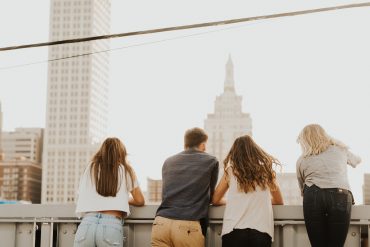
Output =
[{"x1": 0, "y1": 0, "x2": 369, "y2": 203}]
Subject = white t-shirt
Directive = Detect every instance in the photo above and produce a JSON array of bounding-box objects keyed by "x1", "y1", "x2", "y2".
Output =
[
  {"x1": 75, "y1": 164, "x2": 138, "y2": 217},
  {"x1": 222, "y1": 166, "x2": 274, "y2": 240}
]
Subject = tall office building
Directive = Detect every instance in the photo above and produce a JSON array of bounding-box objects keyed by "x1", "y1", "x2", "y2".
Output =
[
  {"x1": 204, "y1": 56, "x2": 252, "y2": 164},
  {"x1": 0, "y1": 128, "x2": 43, "y2": 203},
  {"x1": 42, "y1": 0, "x2": 111, "y2": 203},
  {"x1": 363, "y1": 173, "x2": 370, "y2": 205},
  {"x1": 276, "y1": 173, "x2": 302, "y2": 205}
]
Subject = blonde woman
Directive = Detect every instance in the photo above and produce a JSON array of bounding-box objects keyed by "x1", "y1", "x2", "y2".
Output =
[
  {"x1": 74, "y1": 137, "x2": 145, "y2": 247},
  {"x1": 212, "y1": 135, "x2": 283, "y2": 247},
  {"x1": 297, "y1": 124, "x2": 361, "y2": 247}
]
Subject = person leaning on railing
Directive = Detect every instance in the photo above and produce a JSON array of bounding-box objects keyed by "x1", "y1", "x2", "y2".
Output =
[
  {"x1": 296, "y1": 124, "x2": 361, "y2": 247},
  {"x1": 212, "y1": 135, "x2": 284, "y2": 247},
  {"x1": 74, "y1": 137, "x2": 145, "y2": 247},
  {"x1": 151, "y1": 127, "x2": 219, "y2": 247}
]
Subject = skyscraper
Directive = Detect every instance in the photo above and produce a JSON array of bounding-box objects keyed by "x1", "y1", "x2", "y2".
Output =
[
  {"x1": 42, "y1": 0, "x2": 111, "y2": 203},
  {"x1": 204, "y1": 56, "x2": 252, "y2": 164}
]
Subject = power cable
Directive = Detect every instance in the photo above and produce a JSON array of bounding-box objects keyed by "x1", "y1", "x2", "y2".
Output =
[
  {"x1": 0, "y1": 21, "x2": 267, "y2": 70},
  {"x1": 0, "y1": 2, "x2": 369, "y2": 52}
]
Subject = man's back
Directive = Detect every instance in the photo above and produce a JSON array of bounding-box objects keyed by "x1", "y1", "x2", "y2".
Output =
[
  {"x1": 151, "y1": 127, "x2": 218, "y2": 247},
  {"x1": 157, "y1": 148, "x2": 219, "y2": 220}
]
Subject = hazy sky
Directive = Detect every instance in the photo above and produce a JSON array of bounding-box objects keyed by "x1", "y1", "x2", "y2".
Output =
[{"x1": 0, "y1": 0, "x2": 369, "y2": 203}]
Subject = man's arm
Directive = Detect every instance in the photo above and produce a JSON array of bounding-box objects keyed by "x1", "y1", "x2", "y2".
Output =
[{"x1": 209, "y1": 161, "x2": 219, "y2": 200}]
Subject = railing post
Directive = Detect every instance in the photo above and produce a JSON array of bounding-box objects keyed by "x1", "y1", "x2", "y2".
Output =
[
  {"x1": 15, "y1": 223, "x2": 34, "y2": 247},
  {"x1": 282, "y1": 225, "x2": 295, "y2": 247},
  {"x1": 344, "y1": 225, "x2": 360, "y2": 247},
  {"x1": 40, "y1": 221, "x2": 53, "y2": 247},
  {"x1": 0, "y1": 223, "x2": 16, "y2": 246},
  {"x1": 58, "y1": 223, "x2": 77, "y2": 247}
]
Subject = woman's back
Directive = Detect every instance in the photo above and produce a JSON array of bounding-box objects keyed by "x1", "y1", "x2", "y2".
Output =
[
  {"x1": 297, "y1": 145, "x2": 360, "y2": 191},
  {"x1": 76, "y1": 164, "x2": 136, "y2": 217},
  {"x1": 222, "y1": 166, "x2": 274, "y2": 239}
]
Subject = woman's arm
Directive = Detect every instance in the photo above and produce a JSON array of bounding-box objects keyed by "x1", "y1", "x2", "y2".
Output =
[
  {"x1": 346, "y1": 149, "x2": 361, "y2": 168},
  {"x1": 129, "y1": 186, "x2": 145, "y2": 206},
  {"x1": 211, "y1": 173, "x2": 229, "y2": 206},
  {"x1": 270, "y1": 181, "x2": 284, "y2": 205},
  {"x1": 296, "y1": 158, "x2": 304, "y2": 196}
]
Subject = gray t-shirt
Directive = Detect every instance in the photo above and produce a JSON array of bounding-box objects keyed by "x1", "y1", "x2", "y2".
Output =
[
  {"x1": 296, "y1": 145, "x2": 361, "y2": 194},
  {"x1": 156, "y1": 148, "x2": 219, "y2": 220}
]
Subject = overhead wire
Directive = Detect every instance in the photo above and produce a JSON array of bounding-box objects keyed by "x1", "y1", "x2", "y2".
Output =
[
  {"x1": 0, "y1": 21, "x2": 269, "y2": 70},
  {"x1": 0, "y1": 2, "x2": 369, "y2": 71},
  {"x1": 0, "y1": 2, "x2": 369, "y2": 52}
]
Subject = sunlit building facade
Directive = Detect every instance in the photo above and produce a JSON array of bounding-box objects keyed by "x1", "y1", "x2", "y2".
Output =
[{"x1": 0, "y1": 128, "x2": 43, "y2": 203}]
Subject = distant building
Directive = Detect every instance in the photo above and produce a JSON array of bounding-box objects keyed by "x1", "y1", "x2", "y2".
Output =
[
  {"x1": 0, "y1": 160, "x2": 41, "y2": 203},
  {"x1": 1, "y1": 128, "x2": 43, "y2": 162},
  {"x1": 204, "y1": 56, "x2": 252, "y2": 165},
  {"x1": 276, "y1": 173, "x2": 302, "y2": 205},
  {"x1": 363, "y1": 173, "x2": 370, "y2": 205},
  {"x1": 42, "y1": 0, "x2": 111, "y2": 204},
  {"x1": 0, "y1": 102, "x2": 2, "y2": 161},
  {"x1": 0, "y1": 128, "x2": 43, "y2": 203},
  {"x1": 147, "y1": 178, "x2": 162, "y2": 204}
]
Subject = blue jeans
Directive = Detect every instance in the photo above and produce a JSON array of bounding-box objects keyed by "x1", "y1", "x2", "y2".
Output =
[
  {"x1": 303, "y1": 184, "x2": 352, "y2": 247},
  {"x1": 74, "y1": 213, "x2": 124, "y2": 247}
]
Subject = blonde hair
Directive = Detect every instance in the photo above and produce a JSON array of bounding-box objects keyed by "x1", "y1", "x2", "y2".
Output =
[{"x1": 297, "y1": 124, "x2": 347, "y2": 157}]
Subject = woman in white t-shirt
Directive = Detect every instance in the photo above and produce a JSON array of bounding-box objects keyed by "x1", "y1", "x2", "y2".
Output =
[
  {"x1": 74, "y1": 137, "x2": 145, "y2": 247},
  {"x1": 212, "y1": 135, "x2": 283, "y2": 247}
]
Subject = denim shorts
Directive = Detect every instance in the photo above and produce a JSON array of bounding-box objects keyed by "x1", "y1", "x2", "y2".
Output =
[{"x1": 74, "y1": 213, "x2": 125, "y2": 247}]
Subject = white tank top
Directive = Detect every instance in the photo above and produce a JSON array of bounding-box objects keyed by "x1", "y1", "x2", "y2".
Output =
[
  {"x1": 75, "y1": 164, "x2": 138, "y2": 217},
  {"x1": 222, "y1": 166, "x2": 274, "y2": 240}
]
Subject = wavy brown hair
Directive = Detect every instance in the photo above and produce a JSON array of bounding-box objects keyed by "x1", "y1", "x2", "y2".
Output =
[
  {"x1": 224, "y1": 135, "x2": 280, "y2": 193},
  {"x1": 90, "y1": 137, "x2": 135, "y2": 197}
]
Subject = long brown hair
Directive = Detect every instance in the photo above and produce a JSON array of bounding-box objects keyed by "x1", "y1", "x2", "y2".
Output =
[
  {"x1": 90, "y1": 137, "x2": 135, "y2": 197},
  {"x1": 224, "y1": 135, "x2": 280, "y2": 193}
]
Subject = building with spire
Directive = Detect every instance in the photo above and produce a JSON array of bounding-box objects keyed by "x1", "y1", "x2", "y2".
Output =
[
  {"x1": 42, "y1": 0, "x2": 111, "y2": 203},
  {"x1": 204, "y1": 56, "x2": 252, "y2": 164}
]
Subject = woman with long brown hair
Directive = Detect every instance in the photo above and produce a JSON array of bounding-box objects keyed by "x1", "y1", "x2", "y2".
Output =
[
  {"x1": 74, "y1": 137, "x2": 145, "y2": 247},
  {"x1": 212, "y1": 135, "x2": 283, "y2": 247}
]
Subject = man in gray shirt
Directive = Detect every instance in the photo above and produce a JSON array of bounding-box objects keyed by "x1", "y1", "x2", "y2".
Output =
[{"x1": 151, "y1": 127, "x2": 219, "y2": 247}]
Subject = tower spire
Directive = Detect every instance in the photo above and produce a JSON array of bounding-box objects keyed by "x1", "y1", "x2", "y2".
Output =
[{"x1": 224, "y1": 54, "x2": 235, "y2": 92}]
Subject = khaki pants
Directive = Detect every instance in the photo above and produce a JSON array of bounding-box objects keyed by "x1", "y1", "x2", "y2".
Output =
[{"x1": 151, "y1": 216, "x2": 204, "y2": 247}]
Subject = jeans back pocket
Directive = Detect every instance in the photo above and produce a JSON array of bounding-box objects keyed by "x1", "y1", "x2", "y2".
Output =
[{"x1": 75, "y1": 223, "x2": 90, "y2": 243}]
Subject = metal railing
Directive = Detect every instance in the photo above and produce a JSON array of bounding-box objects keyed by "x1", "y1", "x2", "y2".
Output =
[{"x1": 0, "y1": 204, "x2": 370, "y2": 247}]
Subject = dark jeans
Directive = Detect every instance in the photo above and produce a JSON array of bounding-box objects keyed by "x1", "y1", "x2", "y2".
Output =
[
  {"x1": 222, "y1": 228, "x2": 271, "y2": 247},
  {"x1": 303, "y1": 184, "x2": 352, "y2": 247}
]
